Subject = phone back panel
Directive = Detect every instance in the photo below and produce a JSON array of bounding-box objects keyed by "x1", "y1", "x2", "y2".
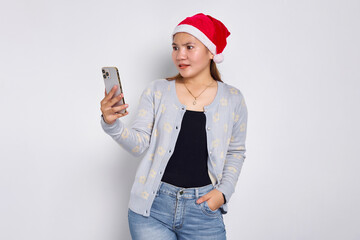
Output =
[{"x1": 102, "y1": 67, "x2": 126, "y2": 113}]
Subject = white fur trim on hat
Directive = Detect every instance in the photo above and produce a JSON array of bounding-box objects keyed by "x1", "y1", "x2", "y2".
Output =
[{"x1": 172, "y1": 24, "x2": 217, "y2": 56}]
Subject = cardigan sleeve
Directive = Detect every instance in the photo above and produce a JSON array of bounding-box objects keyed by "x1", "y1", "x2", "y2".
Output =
[
  {"x1": 215, "y1": 93, "x2": 248, "y2": 204},
  {"x1": 222, "y1": 193, "x2": 227, "y2": 204},
  {"x1": 100, "y1": 82, "x2": 155, "y2": 157}
]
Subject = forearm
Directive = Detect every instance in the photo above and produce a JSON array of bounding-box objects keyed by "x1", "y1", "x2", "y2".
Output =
[
  {"x1": 216, "y1": 151, "x2": 245, "y2": 204},
  {"x1": 100, "y1": 115, "x2": 151, "y2": 157}
]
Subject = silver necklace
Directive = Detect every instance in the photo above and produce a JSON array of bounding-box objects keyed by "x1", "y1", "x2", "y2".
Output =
[{"x1": 183, "y1": 80, "x2": 215, "y2": 105}]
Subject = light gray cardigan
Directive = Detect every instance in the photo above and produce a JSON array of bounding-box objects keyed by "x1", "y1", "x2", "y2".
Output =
[{"x1": 100, "y1": 78, "x2": 248, "y2": 217}]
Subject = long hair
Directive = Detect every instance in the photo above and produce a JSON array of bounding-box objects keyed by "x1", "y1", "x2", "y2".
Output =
[{"x1": 165, "y1": 59, "x2": 223, "y2": 82}]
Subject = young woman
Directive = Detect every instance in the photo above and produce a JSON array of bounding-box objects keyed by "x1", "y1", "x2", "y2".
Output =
[{"x1": 100, "y1": 13, "x2": 248, "y2": 240}]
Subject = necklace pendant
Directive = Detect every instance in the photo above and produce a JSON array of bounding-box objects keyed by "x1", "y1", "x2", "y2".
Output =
[{"x1": 193, "y1": 100, "x2": 196, "y2": 105}]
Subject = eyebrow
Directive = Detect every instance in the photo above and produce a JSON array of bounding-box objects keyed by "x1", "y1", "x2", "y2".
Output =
[{"x1": 172, "y1": 42, "x2": 196, "y2": 46}]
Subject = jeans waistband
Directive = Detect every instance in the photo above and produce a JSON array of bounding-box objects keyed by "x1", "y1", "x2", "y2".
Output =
[{"x1": 158, "y1": 181, "x2": 214, "y2": 199}]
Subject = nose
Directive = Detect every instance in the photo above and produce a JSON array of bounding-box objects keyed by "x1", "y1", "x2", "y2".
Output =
[{"x1": 176, "y1": 48, "x2": 187, "y2": 60}]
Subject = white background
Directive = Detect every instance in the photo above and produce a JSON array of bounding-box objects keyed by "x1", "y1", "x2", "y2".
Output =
[{"x1": 1, "y1": 0, "x2": 359, "y2": 239}]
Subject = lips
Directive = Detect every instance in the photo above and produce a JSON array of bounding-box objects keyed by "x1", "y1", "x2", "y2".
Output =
[{"x1": 179, "y1": 64, "x2": 190, "y2": 69}]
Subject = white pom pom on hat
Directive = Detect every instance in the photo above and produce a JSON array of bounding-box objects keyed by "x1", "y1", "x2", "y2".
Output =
[
  {"x1": 213, "y1": 53, "x2": 224, "y2": 63},
  {"x1": 172, "y1": 13, "x2": 231, "y2": 64}
]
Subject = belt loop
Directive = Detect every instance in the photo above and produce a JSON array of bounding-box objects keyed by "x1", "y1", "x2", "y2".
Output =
[{"x1": 195, "y1": 188, "x2": 199, "y2": 199}]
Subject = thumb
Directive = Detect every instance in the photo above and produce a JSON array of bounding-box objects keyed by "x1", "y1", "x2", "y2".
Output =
[{"x1": 196, "y1": 194, "x2": 210, "y2": 204}]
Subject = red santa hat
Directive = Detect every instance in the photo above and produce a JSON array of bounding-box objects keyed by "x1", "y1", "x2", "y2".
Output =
[{"x1": 172, "y1": 13, "x2": 231, "y2": 64}]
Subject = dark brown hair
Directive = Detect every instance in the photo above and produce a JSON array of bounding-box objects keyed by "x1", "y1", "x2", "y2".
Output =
[{"x1": 165, "y1": 59, "x2": 223, "y2": 82}]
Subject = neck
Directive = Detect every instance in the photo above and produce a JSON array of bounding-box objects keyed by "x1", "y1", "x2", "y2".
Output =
[
  {"x1": 183, "y1": 77, "x2": 214, "y2": 86},
  {"x1": 181, "y1": 70, "x2": 215, "y2": 86}
]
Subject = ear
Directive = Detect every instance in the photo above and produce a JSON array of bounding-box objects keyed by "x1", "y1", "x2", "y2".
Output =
[{"x1": 208, "y1": 50, "x2": 214, "y2": 60}]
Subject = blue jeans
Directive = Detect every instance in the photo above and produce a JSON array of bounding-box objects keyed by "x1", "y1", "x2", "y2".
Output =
[{"x1": 128, "y1": 181, "x2": 226, "y2": 240}]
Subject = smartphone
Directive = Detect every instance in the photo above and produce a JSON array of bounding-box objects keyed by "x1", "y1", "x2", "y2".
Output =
[{"x1": 102, "y1": 67, "x2": 126, "y2": 114}]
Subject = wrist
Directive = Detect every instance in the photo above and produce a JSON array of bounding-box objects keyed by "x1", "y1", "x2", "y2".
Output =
[{"x1": 101, "y1": 114, "x2": 112, "y2": 125}]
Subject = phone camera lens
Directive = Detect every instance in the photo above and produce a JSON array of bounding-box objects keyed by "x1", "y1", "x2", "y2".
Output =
[
  {"x1": 103, "y1": 74, "x2": 106, "y2": 78},
  {"x1": 102, "y1": 69, "x2": 105, "y2": 73},
  {"x1": 106, "y1": 72, "x2": 109, "y2": 76}
]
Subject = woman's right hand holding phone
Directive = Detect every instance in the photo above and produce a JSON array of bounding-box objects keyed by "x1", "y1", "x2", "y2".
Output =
[{"x1": 100, "y1": 85, "x2": 129, "y2": 125}]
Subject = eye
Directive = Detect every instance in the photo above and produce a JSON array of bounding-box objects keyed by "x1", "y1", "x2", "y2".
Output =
[
  {"x1": 172, "y1": 46, "x2": 178, "y2": 51},
  {"x1": 187, "y1": 46, "x2": 194, "y2": 50}
]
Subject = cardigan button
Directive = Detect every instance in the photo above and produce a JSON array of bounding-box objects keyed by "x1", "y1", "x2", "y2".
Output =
[{"x1": 207, "y1": 127, "x2": 210, "y2": 131}]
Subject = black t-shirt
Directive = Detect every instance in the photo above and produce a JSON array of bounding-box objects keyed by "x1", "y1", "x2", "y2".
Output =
[{"x1": 161, "y1": 109, "x2": 212, "y2": 188}]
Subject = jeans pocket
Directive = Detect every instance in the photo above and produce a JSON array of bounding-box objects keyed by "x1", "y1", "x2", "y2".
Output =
[
  {"x1": 200, "y1": 200, "x2": 220, "y2": 217},
  {"x1": 205, "y1": 200, "x2": 219, "y2": 213}
]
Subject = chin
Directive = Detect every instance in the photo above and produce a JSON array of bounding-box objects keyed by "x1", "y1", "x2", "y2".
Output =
[
  {"x1": 179, "y1": 71, "x2": 196, "y2": 79},
  {"x1": 179, "y1": 73, "x2": 194, "y2": 79}
]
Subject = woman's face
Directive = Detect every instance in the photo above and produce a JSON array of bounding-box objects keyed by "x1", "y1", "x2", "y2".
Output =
[{"x1": 172, "y1": 32, "x2": 214, "y2": 79}]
